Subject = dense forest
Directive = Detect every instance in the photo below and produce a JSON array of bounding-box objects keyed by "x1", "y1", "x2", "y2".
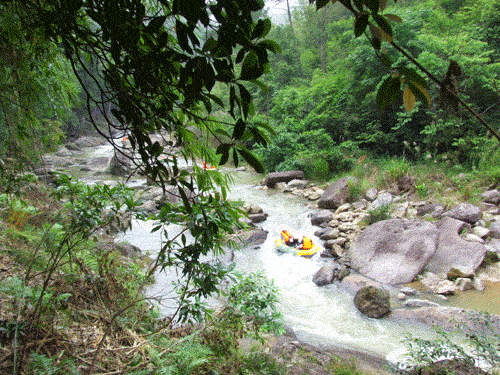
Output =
[
  {"x1": 1, "y1": 0, "x2": 500, "y2": 373},
  {"x1": 245, "y1": 0, "x2": 500, "y2": 180}
]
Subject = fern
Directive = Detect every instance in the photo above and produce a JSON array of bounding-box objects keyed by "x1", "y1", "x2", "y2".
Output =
[{"x1": 28, "y1": 353, "x2": 79, "y2": 375}]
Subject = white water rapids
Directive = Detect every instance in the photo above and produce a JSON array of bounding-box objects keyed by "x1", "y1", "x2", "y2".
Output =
[{"x1": 116, "y1": 167, "x2": 438, "y2": 366}]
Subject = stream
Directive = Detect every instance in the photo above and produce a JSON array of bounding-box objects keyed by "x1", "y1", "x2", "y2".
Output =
[{"x1": 116, "y1": 167, "x2": 437, "y2": 365}]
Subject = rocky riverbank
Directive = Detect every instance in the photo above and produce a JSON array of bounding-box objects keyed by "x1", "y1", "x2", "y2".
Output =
[{"x1": 259, "y1": 170, "x2": 500, "y2": 335}]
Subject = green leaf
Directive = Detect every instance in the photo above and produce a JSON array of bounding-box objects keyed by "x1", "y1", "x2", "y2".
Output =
[
  {"x1": 365, "y1": 0, "x2": 380, "y2": 14},
  {"x1": 232, "y1": 148, "x2": 239, "y2": 167},
  {"x1": 237, "y1": 148, "x2": 265, "y2": 173},
  {"x1": 238, "y1": 84, "x2": 252, "y2": 119},
  {"x1": 216, "y1": 144, "x2": 231, "y2": 165},
  {"x1": 240, "y1": 50, "x2": 262, "y2": 80},
  {"x1": 376, "y1": 75, "x2": 400, "y2": 109},
  {"x1": 385, "y1": 13, "x2": 402, "y2": 23},
  {"x1": 354, "y1": 13, "x2": 369, "y2": 38},
  {"x1": 257, "y1": 39, "x2": 282, "y2": 54},
  {"x1": 397, "y1": 66, "x2": 427, "y2": 88},
  {"x1": 252, "y1": 18, "x2": 272, "y2": 39},
  {"x1": 372, "y1": 14, "x2": 393, "y2": 40},
  {"x1": 232, "y1": 118, "x2": 246, "y2": 140}
]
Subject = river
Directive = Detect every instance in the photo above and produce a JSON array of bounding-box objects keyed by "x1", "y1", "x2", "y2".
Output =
[{"x1": 116, "y1": 167, "x2": 438, "y2": 366}]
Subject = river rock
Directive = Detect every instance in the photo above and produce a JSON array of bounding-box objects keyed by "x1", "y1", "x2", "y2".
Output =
[
  {"x1": 265, "y1": 170, "x2": 304, "y2": 188},
  {"x1": 365, "y1": 188, "x2": 378, "y2": 202},
  {"x1": 489, "y1": 220, "x2": 500, "y2": 239},
  {"x1": 287, "y1": 179, "x2": 307, "y2": 189},
  {"x1": 370, "y1": 192, "x2": 393, "y2": 210},
  {"x1": 311, "y1": 210, "x2": 334, "y2": 226},
  {"x1": 390, "y1": 306, "x2": 500, "y2": 334},
  {"x1": 318, "y1": 227, "x2": 340, "y2": 240},
  {"x1": 402, "y1": 299, "x2": 440, "y2": 308},
  {"x1": 407, "y1": 359, "x2": 488, "y2": 375},
  {"x1": 442, "y1": 203, "x2": 483, "y2": 224},
  {"x1": 353, "y1": 286, "x2": 391, "y2": 318},
  {"x1": 482, "y1": 189, "x2": 500, "y2": 204},
  {"x1": 349, "y1": 218, "x2": 438, "y2": 285},
  {"x1": 318, "y1": 177, "x2": 357, "y2": 209},
  {"x1": 425, "y1": 217, "x2": 486, "y2": 274},
  {"x1": 248, "y1": 213, "x2": 268, "y2": 223},
  {"x1": 313, "y1": 262, "x2": 349, "y2": 286}
]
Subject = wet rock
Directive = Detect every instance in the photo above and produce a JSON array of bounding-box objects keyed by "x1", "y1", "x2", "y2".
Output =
[
  {"x1": 318, "y1": 176, "x2": 357, "y2": 209},
  {"x1": 313, "y1": 262, "x2": 350, "y2": 286},
  {"x1": 353, "y1": 286, "x2": 391, "y2": 318},
  {"x1": 249, "y1": 213, "x2": 268, "y2": 223},
  {"x1": 399, "y1": 286, "x2": 419, "y2": 296},
  {"x1": 403, "y1": 299, "x2": 440, "y2": 308}
]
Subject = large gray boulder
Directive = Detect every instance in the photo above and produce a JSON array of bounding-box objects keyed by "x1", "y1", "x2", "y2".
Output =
[
  {"x1": 349, "y1": 219, "x2": 438, "y2": 285},
  {"x1": 425, "y1": 216, "x2": 487, "y2": 274},
  {"x1": 265, "y1": 170, "x2": 304, "y2": 188},
  {"x1": 353, "y1": 286, "x2": 391, "y2": 318},
  {"x1": 318, "y1": 177, "x2": 357, "y2": 209}
]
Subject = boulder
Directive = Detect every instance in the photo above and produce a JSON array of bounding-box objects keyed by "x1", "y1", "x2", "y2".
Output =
[
  {"x1": 425, "y1": 217, "x2": 486, "y2": 274},
  {"x1": 353, "y1": 286, "x2": 391, "y2": 318},
  {"x1": 265, "y1": 170, "x2": 304, "y2": 188},
  {"x1": 312, "y1": 262, "x2": 349, "y2": 286},
  {"x1": 318, "y1": 177, "x2": 357, "y2": 209},
  {"x1": 482, "y1": 189, "x2": 500, "y2": 204},
  {"x1": 249, "y1": 213, "x2": 268, "y2": 223},
  {"x1": 442, "y1": 203, "x2": 482, "y2": 224},
  {"x1": 349, "y1": 219, "x2": 438, "y2": 285},
  {"x1": 489, "y1": 220, "x2": 500, "y2": 239},
  {"x1": 287, "y1": 179, "x2": 307, "y2": 189},
  {"x1": 310, "y1": 210, "x2": 334, "y2": 226}
]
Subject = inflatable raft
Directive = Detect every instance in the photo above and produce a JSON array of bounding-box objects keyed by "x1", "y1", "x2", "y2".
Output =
[{"x1": 274, "y1": 238, "x2": 320, "y2": 259}]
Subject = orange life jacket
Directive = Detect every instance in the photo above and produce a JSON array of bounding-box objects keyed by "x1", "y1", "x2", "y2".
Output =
[
  {"x1": 301, "y1": 237, "x2": 313, "y2": 250},
  {"x1": 281, "y1": 230, "x2": 292, "y2": 244}
]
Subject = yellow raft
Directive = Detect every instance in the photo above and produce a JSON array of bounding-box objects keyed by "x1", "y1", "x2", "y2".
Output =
[{"x1": 274, "y1": 238, "x2": 320, "y2": 259}]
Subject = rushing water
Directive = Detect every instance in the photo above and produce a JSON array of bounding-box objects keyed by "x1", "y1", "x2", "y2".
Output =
[{"x1": 116, "y1": 167, "x2": 440, "y2": 365}]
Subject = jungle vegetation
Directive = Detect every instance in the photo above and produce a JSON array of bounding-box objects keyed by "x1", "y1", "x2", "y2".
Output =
[{"x1": 1, "y1": 0, "x2": 500, "y2": 373}]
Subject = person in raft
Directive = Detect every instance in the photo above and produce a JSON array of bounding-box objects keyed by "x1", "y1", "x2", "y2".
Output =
[
  {"x1": 297, "y1": 236, "x2": 314, "y2": 250},
  {"x1": 281, "y1": 230, "x2": 298, "y2": 246}
]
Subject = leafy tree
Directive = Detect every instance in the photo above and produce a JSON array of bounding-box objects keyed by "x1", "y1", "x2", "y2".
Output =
[
  {"x1": 0, "y1": 1, "x2": 80, "y2": 163},
  {"x1": 0, "y1": 0, "x2": 282, "y2": 326}
]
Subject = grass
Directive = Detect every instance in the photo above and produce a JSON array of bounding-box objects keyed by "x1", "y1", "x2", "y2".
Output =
[{"x1": 343, "y1": 153, "x2": 500, "y2": 209}]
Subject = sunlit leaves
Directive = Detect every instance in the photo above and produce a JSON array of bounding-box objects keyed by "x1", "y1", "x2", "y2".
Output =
[{"x1": 403, "y1": 85, "x2": 416, "y2": 112}]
